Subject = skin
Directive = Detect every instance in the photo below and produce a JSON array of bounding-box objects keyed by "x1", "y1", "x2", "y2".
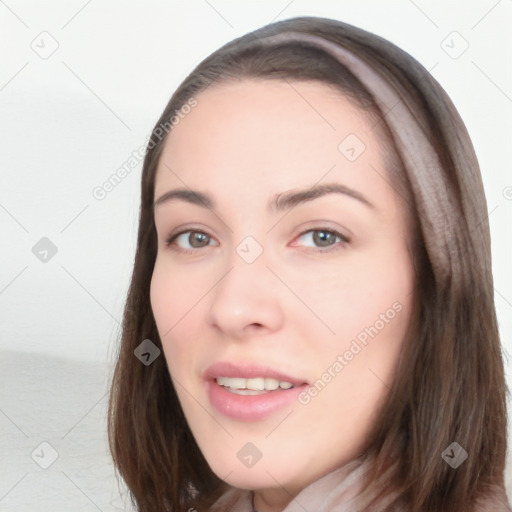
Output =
[{"x1": 150, "y1": 79, "x2": 415, "y2": 512}]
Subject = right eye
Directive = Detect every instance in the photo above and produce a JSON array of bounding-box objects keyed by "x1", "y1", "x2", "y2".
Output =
[{"x1": 164, "y1": 230, "x2": 217, "y2": 254}]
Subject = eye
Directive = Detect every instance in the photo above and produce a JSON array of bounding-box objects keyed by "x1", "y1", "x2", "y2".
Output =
[
  {"x1": 164, "y1": 227, "x2": 350, "y2": 255},
  {"x1": 293, "y1": 228, "x2": 350, "y2": 252},
  {"x1": 165, "y1": 229, "x2": 216, "y2": 254}
]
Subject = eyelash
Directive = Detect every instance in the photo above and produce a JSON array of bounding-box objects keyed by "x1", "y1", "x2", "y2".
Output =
[{"x1": 164, "y1": 227, "x2": 350, "y2": 255}]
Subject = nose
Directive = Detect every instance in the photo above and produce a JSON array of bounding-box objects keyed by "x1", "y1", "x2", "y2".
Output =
[{"x1": 206, "y1": 251, "x2": 284, "y2": 339}]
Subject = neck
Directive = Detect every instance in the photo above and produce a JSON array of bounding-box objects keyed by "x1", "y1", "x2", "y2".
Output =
[{"x1": 252, "y1": 489, "x2": 292, "y2": 512}]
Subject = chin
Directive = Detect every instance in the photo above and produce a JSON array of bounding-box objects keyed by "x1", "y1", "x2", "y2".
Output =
[{"x1": 204, "y1": 448, "x2": 302, "y2": 491}]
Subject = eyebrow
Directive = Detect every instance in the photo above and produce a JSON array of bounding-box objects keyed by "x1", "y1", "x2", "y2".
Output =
[{"x1": 153, "y1": 182, "x2": 375, "y2": 213}]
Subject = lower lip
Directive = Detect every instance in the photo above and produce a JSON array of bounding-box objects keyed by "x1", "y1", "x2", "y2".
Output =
[{"x1": 207, "y1": 380, "x2": 308, "y2": 422}]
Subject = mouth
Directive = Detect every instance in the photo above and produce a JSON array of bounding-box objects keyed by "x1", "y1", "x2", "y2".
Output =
[
  {"x1": 215, "y1": 376, "x2": 299, "y2": 395},
  {"x1": 204, "y1": 362, "x2": 309, "y2": 421}
]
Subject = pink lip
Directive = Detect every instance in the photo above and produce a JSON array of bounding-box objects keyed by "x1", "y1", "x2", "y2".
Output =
[{"x1": 204, "y1": 361, "x2": 308, "y2": 422}]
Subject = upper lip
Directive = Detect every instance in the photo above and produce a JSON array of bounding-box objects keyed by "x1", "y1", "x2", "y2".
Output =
[{"x1": 204, "y1": 361, "x2": 308, "y2": 385}]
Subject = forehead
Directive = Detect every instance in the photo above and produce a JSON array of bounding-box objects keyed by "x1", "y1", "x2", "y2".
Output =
[{"x1": 154, "y1": 79, "x2": 392, "y2": 210}]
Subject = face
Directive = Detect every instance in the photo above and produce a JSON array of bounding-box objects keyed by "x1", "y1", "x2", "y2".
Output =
[{"x1": 150, "y1": 79, "x2": 415, "y2": 507}]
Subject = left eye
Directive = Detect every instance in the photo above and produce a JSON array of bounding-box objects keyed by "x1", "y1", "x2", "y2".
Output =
[{"x1": 294, "y1": 229, "x2": 349, "y2": 251}]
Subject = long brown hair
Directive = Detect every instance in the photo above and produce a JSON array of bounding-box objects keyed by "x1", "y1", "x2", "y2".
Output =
[{"x1": 107, "y1": 16, "x2": 510, "y2": 511}]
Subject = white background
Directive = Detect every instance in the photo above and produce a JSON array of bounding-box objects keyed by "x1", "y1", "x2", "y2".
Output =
[{"x1": 1, "y1": 1, "x2": 511, "y2": 510}]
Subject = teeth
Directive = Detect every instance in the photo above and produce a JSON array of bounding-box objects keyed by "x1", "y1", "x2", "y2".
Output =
[
  {"x1": 226, "y1": 389, "x2": 267, "y2": 395},
  {"x1": 264, "y1": 378, "x2": 280, "y2": 390},
  {"x1": 216, "y1": 376, "x2": 296, "y2": 391},
  {"x1": 216, "y1": 377, "x2": 246, "y2": 389}
]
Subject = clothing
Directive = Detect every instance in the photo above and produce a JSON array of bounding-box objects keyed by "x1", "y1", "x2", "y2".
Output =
[
  {"x1": 209, "y1": 459, "x2": 512, "y2": 512},
  {"x1": 210, "y1": 460, "x2": 385, "y2": 511}
]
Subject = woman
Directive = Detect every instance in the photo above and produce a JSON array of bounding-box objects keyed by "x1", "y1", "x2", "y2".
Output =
[{"x1": 107, "y1": 16, "x2": 511, "y2": 511}]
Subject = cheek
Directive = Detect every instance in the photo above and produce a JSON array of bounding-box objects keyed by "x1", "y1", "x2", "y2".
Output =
[
  {"x1": 296, "y1": 268, "x2": 413, "y2": 455},
  {"x1": 150, "y1": 263, "x2": 176, "y2": 336},
  {"x1": 305, "y1": 242, "x2": 414, "y2": 369},
  {"x1": 150, "y1": 258, "x2": 208, "y2": 332},
  {"x1": 149, "y1": 261, "x2": 201, "y2": 373}
]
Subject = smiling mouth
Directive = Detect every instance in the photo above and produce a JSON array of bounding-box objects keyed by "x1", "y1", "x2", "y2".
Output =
[
  {"x1": 206, "y1": 366, "x2": 309, "y2": 421},
  {"x1": 215, "y1": 376, "x2": 298, "y2": 395}
]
